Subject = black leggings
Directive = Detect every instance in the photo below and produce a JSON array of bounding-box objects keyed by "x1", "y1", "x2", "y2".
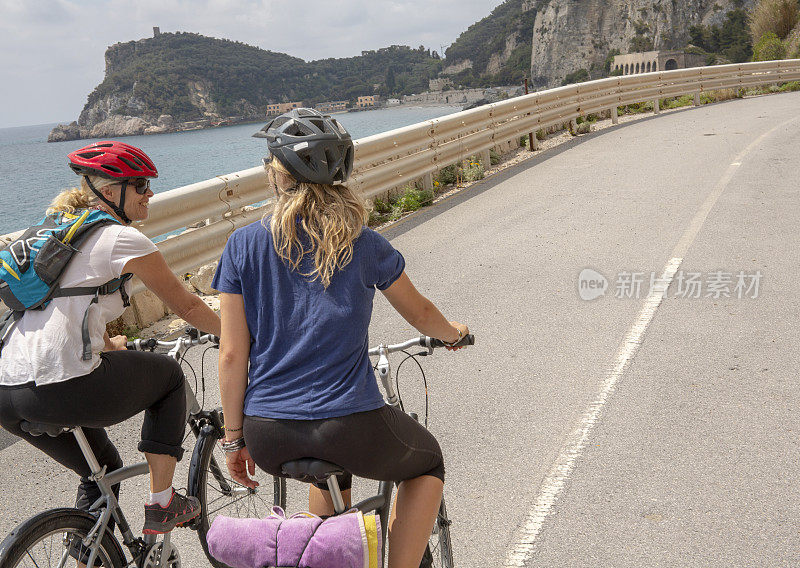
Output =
[
  {"x1": 244, "y1": 405, "x2": 445, "y2": 491},
  {"x1": 0, "y1": 350, "x2": 187, "y2": 511}
]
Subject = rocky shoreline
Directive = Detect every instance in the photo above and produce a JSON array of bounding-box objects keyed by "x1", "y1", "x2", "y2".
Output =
[
  {"x1": 47, "y1": 114, "x2": 265, "y2": 143},
  {"x1": 48, "y1": 91, "x2": 512, "y2": 143}
]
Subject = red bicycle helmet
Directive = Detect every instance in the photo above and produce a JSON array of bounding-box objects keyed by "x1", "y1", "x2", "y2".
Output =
[
  {"x1": 68, "y1": 141, "x2": 158, "y2": 179},
  {"x1": 67, "y1": 141, "x2": 158, "y2": 224}
]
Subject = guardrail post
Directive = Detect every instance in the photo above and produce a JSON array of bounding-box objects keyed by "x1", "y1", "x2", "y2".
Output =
[
  {"x1": 694, "y1": 92, "x2": 701, "y2": 106},
  {"x1": 480, "y1": 149, "x2": 492, "y2": 169},
  {"x1": 422, "y1": 172, "x2": 433, "y2": 191},
  {"x1": 611, "y1": 107, "x2": 619, "y2": 125},
  {"x1": 531, "y1": 132, "x2": 539, "y2": 150},
  {"x1": 654, "y1": 99, "x2": 660, "y2": 114}
]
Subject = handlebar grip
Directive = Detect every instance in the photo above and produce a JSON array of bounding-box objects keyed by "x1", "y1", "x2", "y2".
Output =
[
  {"x1": 125, "y1": 338, "x2": 158, "y2": 350},
  {"x1": 429, "y1": 334, "x2": 475, "y2": 348}
]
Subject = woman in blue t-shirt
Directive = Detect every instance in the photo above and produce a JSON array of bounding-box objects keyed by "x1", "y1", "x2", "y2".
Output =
[{"x1": 213, "y1": 108, "x2": 468, "y2": 568}]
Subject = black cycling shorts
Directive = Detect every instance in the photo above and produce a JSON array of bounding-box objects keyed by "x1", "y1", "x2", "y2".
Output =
[{"x1": 244, "y1": 404, "x2": 445, "y2": 491}]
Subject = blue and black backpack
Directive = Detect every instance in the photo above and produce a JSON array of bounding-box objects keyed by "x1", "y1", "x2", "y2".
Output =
[{"x1": 0, "y1": 209, "x2": 132, "y2": 361}]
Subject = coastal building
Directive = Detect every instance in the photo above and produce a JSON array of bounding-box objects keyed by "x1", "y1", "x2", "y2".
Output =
[
  {"x1": 356, "y1": 96, "x2": 376, "y2": 108},
  {"x1": 315, "y1": 100, "x2": 349, "y2": 113},
  {"x1": 266, "y1": 101, "x2": 304, "y2": 116},
  {"x1": 611, "y1": 50, "x2": 706, "y2": 75}
]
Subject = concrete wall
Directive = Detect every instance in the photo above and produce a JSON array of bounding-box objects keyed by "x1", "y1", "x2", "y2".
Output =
[{"x1": 402, "y1": 86, "x2": 520, "y2": 106}]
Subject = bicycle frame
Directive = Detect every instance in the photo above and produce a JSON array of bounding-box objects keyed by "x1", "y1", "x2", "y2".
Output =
[
  {"x1": 69, "y1": 426, "x2": 155, "y2": 567},
  {"x1": 58, "y1": 376, "x2": 223, "y2": 567},
  {"x1": 308, "y1": 338, "x2": 444, "y2": 567}
]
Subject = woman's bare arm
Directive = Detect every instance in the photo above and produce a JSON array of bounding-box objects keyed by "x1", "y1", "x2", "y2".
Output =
[
  {"x1": 381, "y1": 272, "x2": 468, "y2": 344},
  {"x1": 123, "y1": 251, "x2": 221, "y2": 336}
]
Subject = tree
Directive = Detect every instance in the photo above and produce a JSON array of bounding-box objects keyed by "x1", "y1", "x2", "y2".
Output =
[
  {"x1": 630, "y1": 36, "x2": 654, "y2": 52},
  {"x1": 753, "y1": 31, "x2": 787, "y2": 59},
  {"x1": 562, "y1": 68, "x2": 590, "y2": 85},
  {"x1": 749, "y1": 0, "x2": 800, "y2": 42},
  {"x1": 603, "y1": 49, "x2": 621, "y2": 76},
  {"x1": 386, "y1": 67, "x2": 396, "y2": 92}
]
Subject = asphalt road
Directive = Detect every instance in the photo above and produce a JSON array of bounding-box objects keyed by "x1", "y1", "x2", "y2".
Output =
[{"x1": 1, "y1": 91, "x2": 798, "y2": 567}]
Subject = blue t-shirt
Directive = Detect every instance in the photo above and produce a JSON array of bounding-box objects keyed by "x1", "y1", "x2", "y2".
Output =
[{"x1": 212, "y1": 220, "x2": 405, "y2": 420}]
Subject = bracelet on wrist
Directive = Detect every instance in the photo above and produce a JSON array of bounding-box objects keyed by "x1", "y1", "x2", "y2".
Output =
[
  {"x1": 221, "y1": 437, "x2": 246, "y2": 453},
  {"x1": 224, "y1": 426, "x2": 243, "y2": 432},
  {"x1": 443, "y1": 328, "x2": 463, "y2": 346}
]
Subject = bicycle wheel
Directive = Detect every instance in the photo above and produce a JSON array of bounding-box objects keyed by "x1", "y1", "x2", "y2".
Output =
[
  {"x1": 420, "y1": 497, "x2": 454, "y2": 568},
  {"x1": 0, "y1": 508, "x2": 126, "y2": 568},
  {"x1": 190, "y1": 428, "x2": 287, "y2": 568}
]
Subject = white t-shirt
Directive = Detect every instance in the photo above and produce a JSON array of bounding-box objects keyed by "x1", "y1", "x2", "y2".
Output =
[{"x1": 0, "y1": 224, "x2": 157, "y2": 386}]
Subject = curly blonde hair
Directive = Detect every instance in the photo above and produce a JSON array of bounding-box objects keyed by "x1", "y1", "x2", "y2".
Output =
[
  {"x1": 264, "y1": 157, "x2": 368, "y2": 288},
  {"x1": 47, "y1": 176, "x2": 117, "y2": 215}
]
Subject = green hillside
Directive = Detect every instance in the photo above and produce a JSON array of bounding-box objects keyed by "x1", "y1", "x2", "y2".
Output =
[
  {"x1": 86, "y1": 32, "x2": 442, "y2": 122},
  {"x1": 444, "y1": 0, "x2": 539, "y2": 86}
]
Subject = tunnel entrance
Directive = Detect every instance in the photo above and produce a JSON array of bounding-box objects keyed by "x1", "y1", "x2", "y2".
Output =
[{"x1": 665, "y1": 59, "x2": 678, "y2": 71}]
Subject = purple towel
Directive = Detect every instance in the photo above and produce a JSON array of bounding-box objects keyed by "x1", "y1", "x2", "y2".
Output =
[{"x1": 207, "y1": 506, "x2": 382, "y2": 568}]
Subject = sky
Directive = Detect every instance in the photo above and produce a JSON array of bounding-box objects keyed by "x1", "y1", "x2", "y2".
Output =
[{"x1": 0, "y1": 0, "x2": 499, "y2": 129}]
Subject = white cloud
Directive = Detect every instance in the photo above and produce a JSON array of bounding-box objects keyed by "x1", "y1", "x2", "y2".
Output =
[{"x1": 0, "y1": 0, "x2": 501, "y2": 127}]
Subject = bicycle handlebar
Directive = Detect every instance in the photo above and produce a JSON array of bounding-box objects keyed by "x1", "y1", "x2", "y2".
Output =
[
  {"x1": 126, "y1": 328, "x2": 473, "y2": 354},
  {"x1": 126, "y1": 328, "x2": 218, "y2": 351},
  {"x1": 367, "y1": 334, "x2": 474, "y2": 356}
]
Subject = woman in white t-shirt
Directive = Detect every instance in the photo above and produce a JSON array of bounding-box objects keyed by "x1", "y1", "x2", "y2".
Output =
[{"x1": 0, "y1": 141, "x2": 221, "y2": 536}]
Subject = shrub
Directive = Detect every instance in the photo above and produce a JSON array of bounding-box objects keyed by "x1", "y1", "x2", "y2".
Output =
[
  {"x1": 519, "y1": 135, "x2": 529, "y2": 147},
  {"x1": 785, "y1": 24, "x2": 800, "y2": 56},
  {"x1": 368, "y1": 210, "x2": 385, "y2": 227},
  {"x1": 462, "y1": 160, "x2": 485, "y2": 182},
  {"x1": 561, "y1": 68, "x2": 590, "y2": 86},
  {"x1": 662, "y1": 94, "x2": 694, "y2": 109},
  {"x1": 393, "y1": 187, "x2": 433, "y2": 213},
  {"x1": 621, "y1": 101, "x2": 654, "y2": 114},
  {"x1": 749, "y1": 0, "x2": 800, "y2": 42},
  {"x1": 436, "y1": 164, "x2": 459, "y2": 186},
  {"x1": 779, "y1": 80, "x2": 800, "y2": 91},
  {"x1": 368, "y1": 186, "x2": 435, "y2": 226},
  {"x1": 372, "y1": 198, "x2": 391, "y2": 214},
  {"x1": 536, "y1": 129, "x2": 546, "y2": 140},
  {"x1": 753, "y1": 31, "x2": 787, "y2": 60},
  {"x1": 489, "y1": 148, "x2": 501, "y2": 165},
  {"x1": 700, "y1": 88, "x2": 741, "y2": 104}
]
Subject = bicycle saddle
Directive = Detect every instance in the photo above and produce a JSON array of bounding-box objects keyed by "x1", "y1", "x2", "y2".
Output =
[
  {"x1": 281, "y1": 458, "x2": 345, "y2": 483},
  {"x1": 19, "y1": 420, "x2": 71, "y2": 437}
]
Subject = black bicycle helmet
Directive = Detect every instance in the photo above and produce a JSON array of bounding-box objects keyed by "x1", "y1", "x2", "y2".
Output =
[{"x1": 265, "y1": 108, "x2": 354, "y2": 185}]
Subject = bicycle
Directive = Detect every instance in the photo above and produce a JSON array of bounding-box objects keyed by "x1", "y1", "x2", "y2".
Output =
[
  {"x1": 0, "y1": 328, "x2": 285, "y2": 568},
  {"x1": 277, "y1": 333, "x2": 474, "y2": 568}
]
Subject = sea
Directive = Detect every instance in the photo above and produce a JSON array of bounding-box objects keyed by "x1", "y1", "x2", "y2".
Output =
[{"x1": 0, "y1": 105, "x2": 461, "y2": 236}]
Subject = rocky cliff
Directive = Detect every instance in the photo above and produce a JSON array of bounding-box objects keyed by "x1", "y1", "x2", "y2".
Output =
[
  {"x1": 48, "y1": 32, "x2": 443, "y2": 142},
  {"x1": 529, "y1": 0, "x2": 757, "y2": 88},
  {"x1": 442, "y1": 0, "x2": 756, "y2": 90}
]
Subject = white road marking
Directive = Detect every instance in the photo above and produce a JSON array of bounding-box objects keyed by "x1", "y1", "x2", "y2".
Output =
[{"x1": 503, "y1": 116, "x2": 799, "y2": 568}]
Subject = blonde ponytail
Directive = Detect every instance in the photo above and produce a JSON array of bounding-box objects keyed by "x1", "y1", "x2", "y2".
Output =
[{"x1": 47, "y1": 176, "x2": 117, "y2": 215}]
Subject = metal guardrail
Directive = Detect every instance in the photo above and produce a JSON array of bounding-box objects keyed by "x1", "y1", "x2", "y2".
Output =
[{"x1": 3, "y1": 60, "x2": 800, "y2": 297}]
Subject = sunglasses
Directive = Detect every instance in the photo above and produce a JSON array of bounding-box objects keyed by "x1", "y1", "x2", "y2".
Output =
[{"x1": 117, "y1": 179, "x2": 151, "y2": 195}]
